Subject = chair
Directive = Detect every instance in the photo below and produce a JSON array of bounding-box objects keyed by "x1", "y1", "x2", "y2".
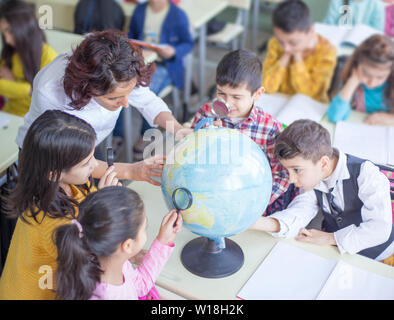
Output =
[{"x1": 206, "y1": 0, "x2": 252, "y2": 50}]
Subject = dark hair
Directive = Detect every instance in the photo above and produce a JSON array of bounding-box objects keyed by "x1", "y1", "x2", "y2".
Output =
[
  {"x1": 216, "y1": 49, "x2": 262, "y2": 94},
  {"x1": 63, "y1": 30, "x2": 155, "y2": 110},
  {"x1": 0, "y1": 0, "x2": 46, "y2": 85},
  {"x1": 274, "y1": 119, "x2": 334, "y2": 163},
  {"x1": 55, "y1": 186, "x2": 145, "y2": 300},
  {"x1": 272, "y1": 0, "x2": 312, "y2": 33},
  {"x1": 6, "y1": 110, "x2": 96, "y2": 223},
  {"x1": 332, "y1": 35, "x2": 394, "y2": 112},
  {"x1": 74, "y1": 0, "x2": 125, "y2": 35}
]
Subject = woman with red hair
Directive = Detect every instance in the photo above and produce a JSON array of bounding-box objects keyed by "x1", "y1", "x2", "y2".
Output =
[{"x1": 16, "y1": 30, "x2": 190, "y2": 186}]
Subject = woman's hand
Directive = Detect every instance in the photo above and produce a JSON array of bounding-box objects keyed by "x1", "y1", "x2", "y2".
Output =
[
  {"x1": 97, "y1": 166, "x2": 121, "y2": 189},
  {"x1": 295, "y1": 228, "x2": 336, "y2": 246},
  {"x1": 175, "y1": 126, "x2": 193, "y2": 141},
  {"x1": 157, "y1": 209, "x2": 183, "y2": 245},
  {"x1": 132, "y1": 155, "x2": 165, "y2": 186}
]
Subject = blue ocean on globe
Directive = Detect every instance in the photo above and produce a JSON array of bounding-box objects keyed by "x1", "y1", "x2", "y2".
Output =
[{"x1": 161, "y1": 126, "x2": 272, "y2": 248}]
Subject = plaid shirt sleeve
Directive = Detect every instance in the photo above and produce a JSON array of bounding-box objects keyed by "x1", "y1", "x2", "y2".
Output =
[
  {"x1": 190, "y1": 103, "x2": 212, "y2": 129},
  {"x1": 255, "y1": 114, "x2": 290, "y2": 205}
]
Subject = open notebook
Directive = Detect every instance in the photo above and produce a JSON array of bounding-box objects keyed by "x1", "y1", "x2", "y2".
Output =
[
  {"x1": 255, "y1": 93, "x2": 328, "y2": 126},
  {"x1": 314, "y1": 23, "x2": 382, "y2": 49},
  {"x1": 237, "y1": 242, "x2": 394, "y2": 300},
  {"x1": 333, "y1": 121, "x2": 394, "y2": 166}
]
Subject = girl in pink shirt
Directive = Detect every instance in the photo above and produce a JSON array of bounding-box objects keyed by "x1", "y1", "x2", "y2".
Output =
[{"x1": 54, "y1": 186, "x2": 182, "y2": 300}]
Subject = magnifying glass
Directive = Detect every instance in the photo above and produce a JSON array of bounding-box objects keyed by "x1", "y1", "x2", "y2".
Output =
[
  {"x1": 107, "y1": 147, "x2": 114, "y2": 167},
  {"x1": 211, "y1": 99, "x2": 231, "y2": 118},
  {"x1": 193, "y1": 99, "x2": 231, "y2": 131},
  {"x1": 171, "y1": 187, "x2": 193, "y2": 226}
]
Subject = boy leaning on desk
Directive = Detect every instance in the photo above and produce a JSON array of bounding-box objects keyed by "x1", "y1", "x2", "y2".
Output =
[{"x1": 250, "y1": 119, "x2": 394, "y2": 266}]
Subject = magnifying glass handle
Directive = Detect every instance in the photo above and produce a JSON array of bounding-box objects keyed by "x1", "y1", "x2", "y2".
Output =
[{"x1": 173, "y1": 210, "x2": 180, "y2": 228}]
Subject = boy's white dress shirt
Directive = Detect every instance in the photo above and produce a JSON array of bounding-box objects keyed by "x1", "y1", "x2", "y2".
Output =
[{"x1": 268, "y1": 150, "x2": 393, "y2": 260}]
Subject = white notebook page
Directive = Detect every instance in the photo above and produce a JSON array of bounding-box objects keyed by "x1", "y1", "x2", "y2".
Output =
[
  {"x1": 237, "y1": 242, "x2": 336, "y2": 300},
  {"x1": 317, "y1": 261, "x2": 394, "y2": 300}
]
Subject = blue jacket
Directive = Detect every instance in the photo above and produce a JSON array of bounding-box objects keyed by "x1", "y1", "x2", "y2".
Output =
[{"x1": 128, "y1": 2, "x2": 194, "y2": 89}]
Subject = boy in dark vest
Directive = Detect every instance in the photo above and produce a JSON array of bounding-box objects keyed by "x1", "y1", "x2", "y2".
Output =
[{"x1": 250, "y1": 119, "x2": 393, "y2": 265}]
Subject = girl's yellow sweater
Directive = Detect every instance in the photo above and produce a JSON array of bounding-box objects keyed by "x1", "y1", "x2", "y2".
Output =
[
  {"x1": 0, "y1": 43, "x2": 57, "y2": 116},
  {"x1": 0, "y1": 184, "x2": 96, "y2": 300}
]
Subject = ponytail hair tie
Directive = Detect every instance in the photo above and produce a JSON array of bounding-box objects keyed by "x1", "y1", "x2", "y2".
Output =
[{"x1": 72, "y1": 219, "x2": 83, "y2": 238}]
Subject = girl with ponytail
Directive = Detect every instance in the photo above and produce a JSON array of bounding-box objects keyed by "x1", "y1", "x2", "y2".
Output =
[
  {"x1": 0, "y1": 110, "x2": 120, "y2": 300},
  {"x1": 55, "y1": 186, "x2": 182, "y2": 300},
  {"x1": 328, "y1": 34, "x2": 394, "y2": 126}
]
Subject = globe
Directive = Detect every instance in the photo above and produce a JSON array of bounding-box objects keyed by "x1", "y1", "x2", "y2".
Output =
[{"x1": 161, "y1": 126, "x2": 273, "y2": 278}]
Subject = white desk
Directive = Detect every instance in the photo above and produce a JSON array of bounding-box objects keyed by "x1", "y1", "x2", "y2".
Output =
[
  {"x1": 127, "y1": 180, "x2": 394, "y2": 300},
  {"x1": 320, "y1": 110, "x2": 366, "y2": 143},
  {"x1": 0, "y1": 111, "x2": 24, "y2": 175}
]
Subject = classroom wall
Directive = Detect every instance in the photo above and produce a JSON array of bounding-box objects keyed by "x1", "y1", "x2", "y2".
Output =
[{"x1": 216, "y1": 0, "x2": 331, "y2": 31}]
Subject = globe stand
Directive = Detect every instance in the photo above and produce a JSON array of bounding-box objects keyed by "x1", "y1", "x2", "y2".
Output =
[{"x1": 180, "y1": 237, "x2": 244, "y2": 278}]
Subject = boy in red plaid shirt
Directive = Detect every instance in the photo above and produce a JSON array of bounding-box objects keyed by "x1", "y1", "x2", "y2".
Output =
[{"x1": 191, "y1": 49, "x2": 297, "y2": 215}]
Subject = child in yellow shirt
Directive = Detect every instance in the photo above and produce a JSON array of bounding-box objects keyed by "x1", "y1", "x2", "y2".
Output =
[
  {"x1": 262, "y1": 0, "x2": 337, "y2": 103},
  {"x1": 0, "y1": 110, "x2": 119, "y2": 300},
  {"x1": 0, "y1": 0, "x2": 57, "y2": 116}
]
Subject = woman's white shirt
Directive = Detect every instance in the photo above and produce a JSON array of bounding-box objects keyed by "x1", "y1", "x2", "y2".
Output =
[{"x1": 16, "y1": 54, "x2": 171, "y2": 147}]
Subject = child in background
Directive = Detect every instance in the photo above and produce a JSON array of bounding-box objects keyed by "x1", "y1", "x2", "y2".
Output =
[
  {"x1": 262, "y1": 0, "x2": 337, "y2": 103},
  {"x1": 191, "y1": 49, "x2": 295, "y2": 215},
  {"x1": 129, "y1": 0, "x2": 193, "y2": 95},
  {"x1": 324, "y1": 0, "x2": 385, "y2": 31},
  {"x1": 0, "y1": 110, "x2": 120, "y2": 300},
  {"x1": 115, "y1": 0, "x2": 194, "y2": 156},
  {"x1": 251, "y1": 120, "x2": 393, "y2": 264},
  {"x1": 0, "y1": 0, "x2": 57, "y2": 117},
  {"x1": 328, "y1": 35, "x2": 394, "y2": 126},
  {"x1": 74, "y1": 0, "x2": 125, "y2": 35},
  {"x1": 55, "y1": 186, "x2": 182, "y2": 300}
]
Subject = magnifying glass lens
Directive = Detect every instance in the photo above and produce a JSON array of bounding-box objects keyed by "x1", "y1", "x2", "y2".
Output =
[
  {"x1": 172, "y1": 188, "x2": 193, "y2": 211},
  {"x1": 212, "y1": 99, "x2": 230, "y2": 118}
]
